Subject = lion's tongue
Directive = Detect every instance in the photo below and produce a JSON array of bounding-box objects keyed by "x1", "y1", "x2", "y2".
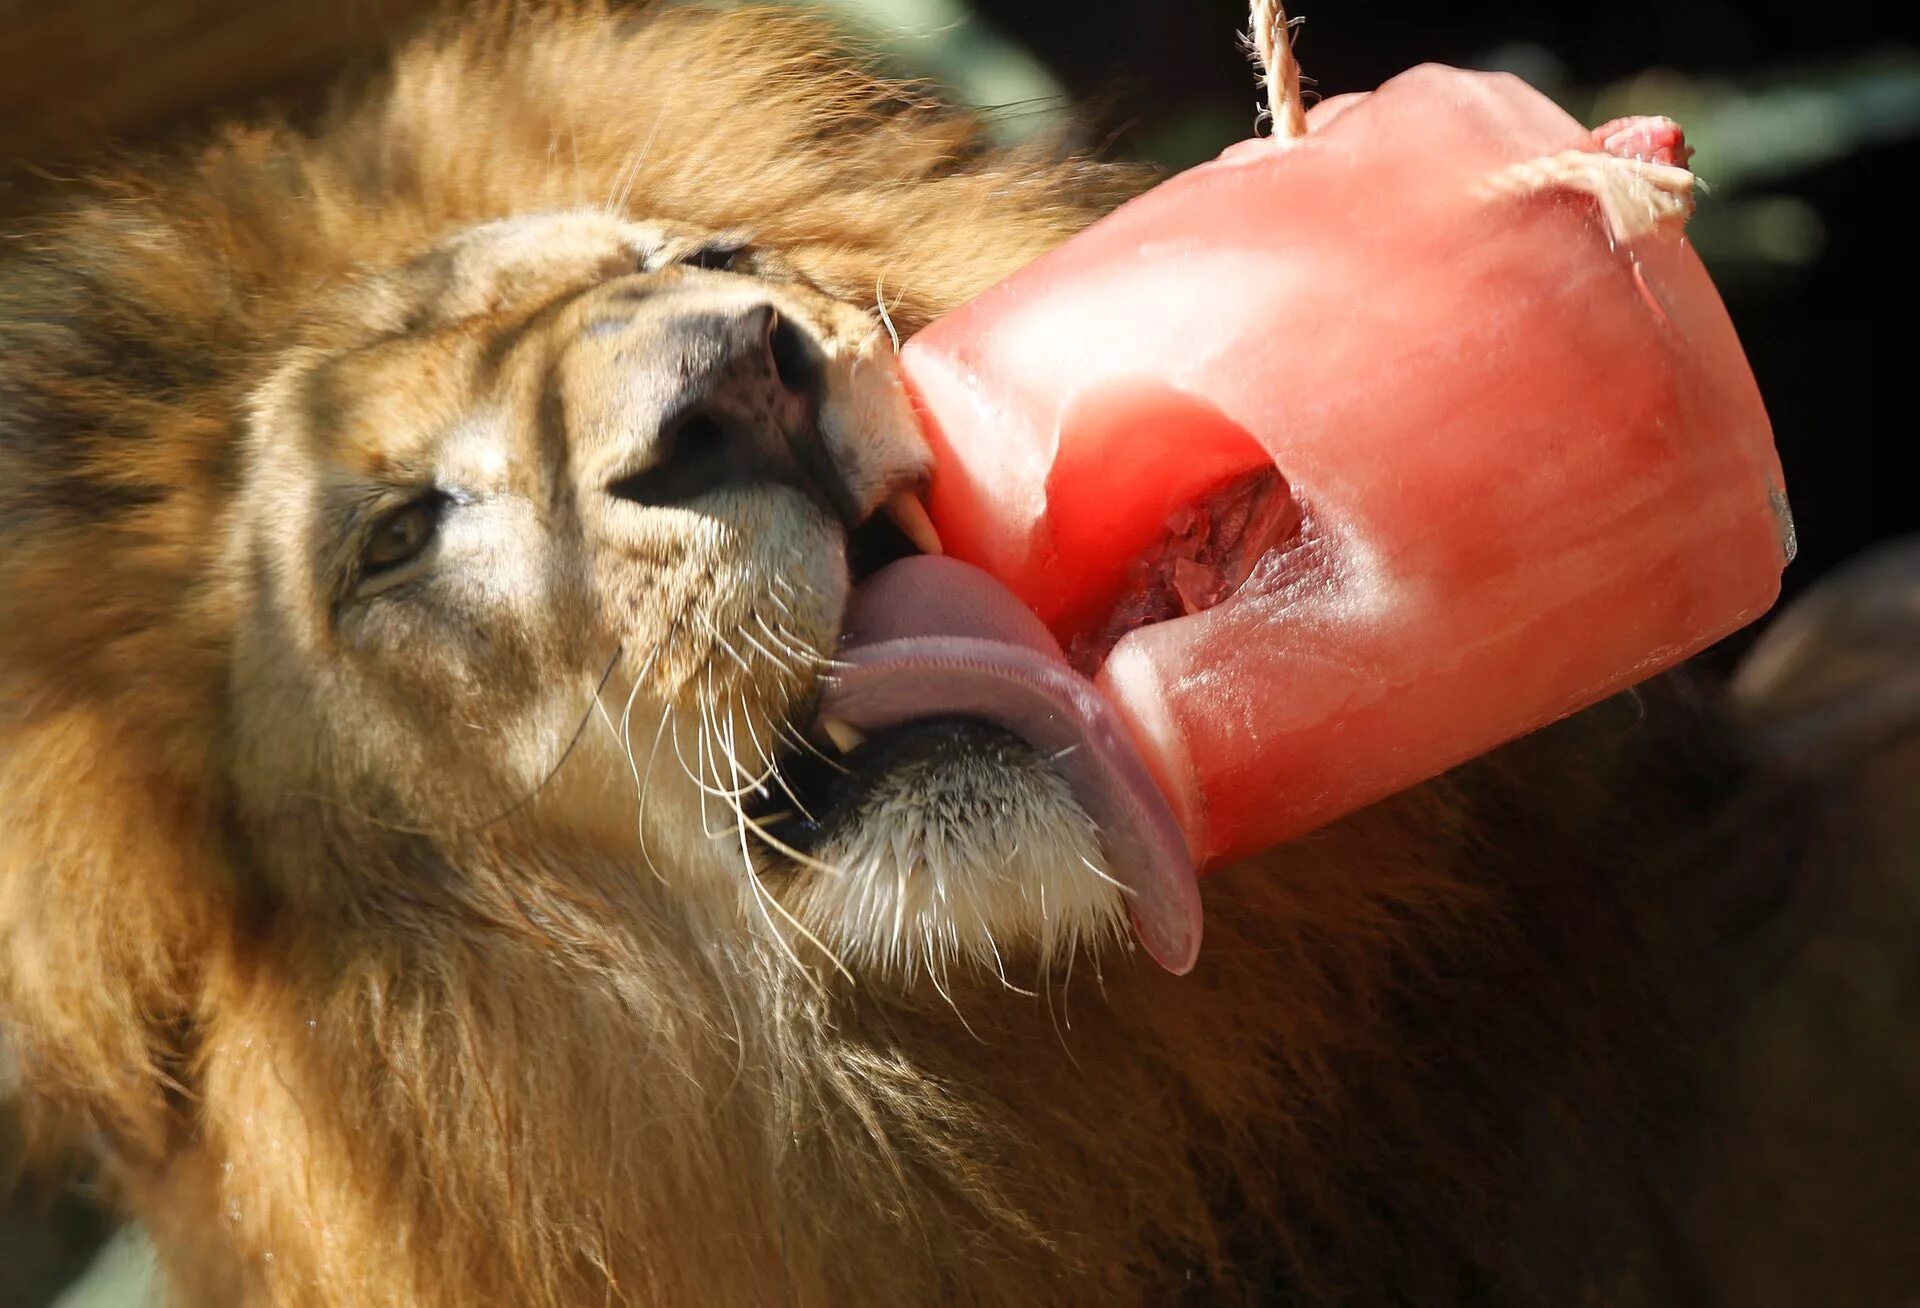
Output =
[{"x1": 818, "y1": 556, "x2": 1201, "y2": 973}]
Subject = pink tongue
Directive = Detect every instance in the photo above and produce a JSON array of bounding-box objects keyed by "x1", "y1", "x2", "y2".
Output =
[{"x1": 819, "y1": 556, "x2": 1202, "y2": 973}]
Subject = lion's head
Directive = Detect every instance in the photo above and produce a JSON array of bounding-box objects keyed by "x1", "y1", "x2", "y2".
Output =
[
  {"x1": 224, "y1": 199, "x2": 1138, "y2": 983},
  {"x1": 2, "y1": 0, "x2": 1150, "y2": 1001}
]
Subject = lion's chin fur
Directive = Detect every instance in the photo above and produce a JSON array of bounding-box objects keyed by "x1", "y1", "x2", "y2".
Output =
[{"x1": 0, "y1": 4, "x2": 1816, "y2": 1305}]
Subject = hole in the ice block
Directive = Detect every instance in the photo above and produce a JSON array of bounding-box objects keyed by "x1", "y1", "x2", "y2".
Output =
[
  {"x1": 1067, "y1": 465, "x2": 1305, "y2": 675},
  {"x1": 1045, "y1": 379, "x2": 1282, "y2": 653}
]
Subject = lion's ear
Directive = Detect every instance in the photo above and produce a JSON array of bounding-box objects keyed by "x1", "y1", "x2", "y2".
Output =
[
  {"x1": 1731, "y1": 538, "x2": 1920, "y2": 769},
  {"x1": 0, "y1": 702, "x2": 231, "y2": 1172}
]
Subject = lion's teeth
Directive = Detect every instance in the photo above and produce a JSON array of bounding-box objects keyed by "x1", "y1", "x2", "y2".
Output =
[
  {"x1": 882, "y1": 490, "x2": 943, "y2": 557},
  {"x1": 820, "y1": 717, "x2": 867, "y2": 754}
]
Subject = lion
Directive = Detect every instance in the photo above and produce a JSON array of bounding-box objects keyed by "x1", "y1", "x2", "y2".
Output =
[{"x1": 3, "y1": 3, "x2": 1916, "y2": 1305}]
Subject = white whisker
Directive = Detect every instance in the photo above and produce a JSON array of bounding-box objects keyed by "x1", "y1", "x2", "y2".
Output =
[
  {"x1": 632, "y1": 702, "x2": 677, "y2": 887},
  {"x1": 1078, "y1": 855, "x2": 1133, "y2": 897},
  {"x1": 605, "y1": 101, "x2": 668, "y2": 216},
  {"x1": 741, "y1": 701, "x2": 816, "y2": 823},
  {"x1": 709, "y1": 691, "x2": 854, "y2": 984},
  {"x1": 980, "y1": 923, "x2": 1036, "y2": 998},
  {"x1": 923, "y1": 944, "x2": 982, "y2": 1042},
  {"x1": 751, "y1": 613, "x2": 826, "y2": 669},
  {"x1": 772, "y1": 716, "x2": 849, "y2": 775},
  {"x1": 874, "y1": 273, "x2": 902, "y2": 353},
  {"x1": 701, "y1": 616, "x2": 757, "y2": 680},
  {"x1": 734, "y1": 620, "x2": 798, "y2": 680}
]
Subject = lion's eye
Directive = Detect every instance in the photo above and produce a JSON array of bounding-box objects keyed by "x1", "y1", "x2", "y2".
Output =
[
  {"x1": 362, "y1": 493, "x2": 445, "y2": 575},
  {"x1": 634, "y1": 235, "x2": 763, "y2": 277},
  {"x1": 680, "y1": 238, "x2": 752, "y2": 273}
]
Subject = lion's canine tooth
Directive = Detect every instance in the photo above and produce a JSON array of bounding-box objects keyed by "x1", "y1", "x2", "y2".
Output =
[
  {"x1": 820, "y1": 717, "x2": 866, "y2": 754},
  {"x1": 883, "y1": 490, "x2": 943, "y2": 556}
]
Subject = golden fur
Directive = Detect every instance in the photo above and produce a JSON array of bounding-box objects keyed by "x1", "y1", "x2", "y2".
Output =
[{"x1": 0, "y1": 3, "x2": 1812, "y2": 1303}]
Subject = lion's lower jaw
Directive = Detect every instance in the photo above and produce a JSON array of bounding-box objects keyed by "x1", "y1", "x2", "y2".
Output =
[{"x1": 781, "y1": 734, "x2": 1129, "y2": 986}]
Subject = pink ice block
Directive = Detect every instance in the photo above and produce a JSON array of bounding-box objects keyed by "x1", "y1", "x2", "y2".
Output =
[{"x1": 899, "y1": 65, "x2": 1789, "y2": 868}]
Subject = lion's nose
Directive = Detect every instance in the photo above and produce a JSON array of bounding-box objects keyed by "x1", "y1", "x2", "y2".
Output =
[{"x1": 604, "y1": 303, "x2": 856, "y2": 521}]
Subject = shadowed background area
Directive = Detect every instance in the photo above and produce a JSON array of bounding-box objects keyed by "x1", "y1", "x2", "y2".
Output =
[{"x1": 1, "y1": 1, "x2": 1914, "y2": 1304}]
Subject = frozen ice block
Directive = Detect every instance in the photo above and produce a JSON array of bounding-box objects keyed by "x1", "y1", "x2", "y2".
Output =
[{"x1": 899, "y1": 65, "x2": 1789, "y2": 869}]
